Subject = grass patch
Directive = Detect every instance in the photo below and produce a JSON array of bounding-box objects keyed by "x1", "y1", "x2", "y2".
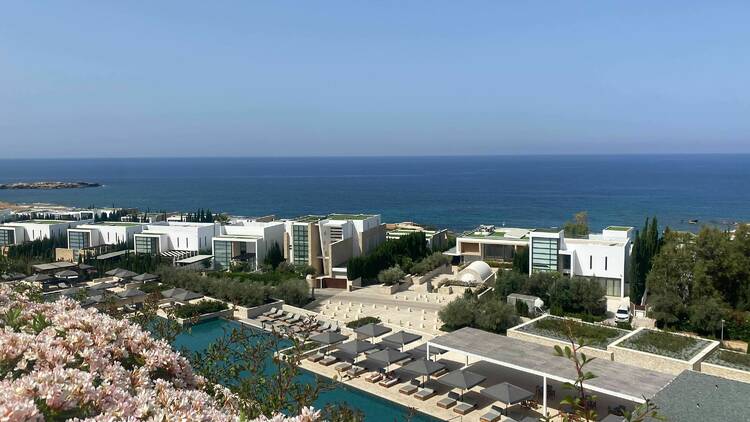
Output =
[
  {"x1": 706, "y1": 349, "x2": 750, "y2": 372},
  {"x1": 620, "y1": 330, "x2": 708, "y2": 360},
  {"x1": 518, "y1": 316, "x2": 627, "y2": 349}
]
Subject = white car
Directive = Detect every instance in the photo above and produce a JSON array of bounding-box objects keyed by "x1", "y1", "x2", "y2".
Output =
[{"x1": 614, "y1": 305, "x2": 630, "y2": 323}]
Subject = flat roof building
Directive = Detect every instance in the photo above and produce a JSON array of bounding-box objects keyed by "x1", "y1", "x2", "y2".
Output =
[
  {"x1": 386, "y1": 222, "x2": 449, "y2": 251},
  {"x1": 455, "y1": 225, "x2": 532, "y2": 263},
  {"x1": 66, "y1": 222, "x2": 145, "y2": 260},
  {"x1": 0, "y1": 219, "x2": 89, "y2": 246},
  {"x1": 212, "y1": 220, "x2": 285, "y2": 271},
  {"x1": 133, "y1": 222, "x2": 219, "y2": 256}
]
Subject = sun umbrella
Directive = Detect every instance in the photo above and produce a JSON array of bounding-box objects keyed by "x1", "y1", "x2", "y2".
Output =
[
  {"x1": 113, "y1": 269, "x2": 138, "y2": 279},
  {"x1": 105, "y1": 268, "x2": 127, "y2": 276},
  {"x1": 337, "y1": 340, "x2": 378, "y2": 362},
  {"x1": 382, "y1": 331, "x2": 422, "y2": 351},
  {"x1": 401, "y1": 358, "x2": 446, "y2": 386},
  {"x1": 132, "y1": 273, "x2": 159, "y2": 282},
  {"x1": 411, "y1": 343, "x2": 447, "y2": 360},
  {"x1": 367, "y1": 348, "x2": 409, "y2": 372},
  {"x1": 310, "y1": 331, "x2": 348, "y2": 345},
  {"x1": 480, "y1": 382, "x2": 534, "y2": 414},
  {"x1": 354, "y1": 323, "x2": 392, "y2": 342},
  {"x1": 438, "y1": 369, "x2": 486, "y2": 400},
  {"x1": 161, "y1": 288, "x2": 203, "y2": 301},
  {"x1": 55, "y1": 270, "x2": 79, "y2": 279},
  {"x1": 117, "y1": 288, "x2": 146, "y2": 298},
  {"x1": 24, "y1": 273, "x2": 52, "y2": 283}
]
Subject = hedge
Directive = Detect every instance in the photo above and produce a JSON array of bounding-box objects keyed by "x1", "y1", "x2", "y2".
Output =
[{"x1": 174, "y1": 301, "x2": 228, "y2": 319}]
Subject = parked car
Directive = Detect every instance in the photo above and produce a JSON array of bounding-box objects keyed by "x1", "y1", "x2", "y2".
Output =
[{"x1": 615, "y1": 304, "x2": 631, "y2": 323}]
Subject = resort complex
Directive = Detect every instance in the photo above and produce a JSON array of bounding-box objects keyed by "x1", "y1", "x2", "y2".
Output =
[{"x1": 1, "y1": 203, "x2": 749, "y2": 422}]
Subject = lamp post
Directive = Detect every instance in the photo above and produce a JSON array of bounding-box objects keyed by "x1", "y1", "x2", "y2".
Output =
[{"x1": 721, "y1": 319, "x2": 725, "y2": 343}]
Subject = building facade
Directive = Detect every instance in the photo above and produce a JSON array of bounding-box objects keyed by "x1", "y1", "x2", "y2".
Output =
[{"x1": 212, "y1": 220, "x2": 285, "y2": 271}]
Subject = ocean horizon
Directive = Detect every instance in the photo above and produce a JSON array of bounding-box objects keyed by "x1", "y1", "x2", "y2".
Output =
[{"x1": 1, "y1": 154, "x2": 748, "y2": 232}]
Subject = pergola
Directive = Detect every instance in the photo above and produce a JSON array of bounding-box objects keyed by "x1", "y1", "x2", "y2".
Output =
[{"x1": 427, "y1": 327, "x2": 676, "y2": 417}]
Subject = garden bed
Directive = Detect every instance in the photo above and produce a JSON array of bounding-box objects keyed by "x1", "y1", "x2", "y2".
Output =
[
  {"x1": 705, "y1": 349, "x2": 750, "y2": 372},
  {"x1": 618, "y1": 329, "x2": 709, "y2": 361},
  {"x1": 516, "y1": 316, "x2": 628, "y2": 350}
]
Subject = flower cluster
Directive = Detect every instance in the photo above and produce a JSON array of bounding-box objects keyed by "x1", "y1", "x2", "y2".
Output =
[{"x1": 0, "y1": 285, "x2": 319, "y2": 422}]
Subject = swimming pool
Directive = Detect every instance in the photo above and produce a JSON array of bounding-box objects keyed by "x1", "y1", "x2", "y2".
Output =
[{"x1": 173, "y1": 319, "x2": 441, "y2": 422}]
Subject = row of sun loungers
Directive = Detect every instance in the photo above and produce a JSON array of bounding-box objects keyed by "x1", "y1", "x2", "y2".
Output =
[{"x1": 258, "y1": 307, "x2": 341, "y2": 334}]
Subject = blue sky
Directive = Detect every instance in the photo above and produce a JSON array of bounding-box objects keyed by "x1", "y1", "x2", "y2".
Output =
[{"x1": 1, "y1": 1, "x2": 749, "y2": 157}]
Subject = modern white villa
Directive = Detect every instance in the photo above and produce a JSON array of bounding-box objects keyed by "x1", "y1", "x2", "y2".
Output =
[
  {"x1": 66, "y1": 222, "x2": 145, "y2": 259},
  {"x1": 453, "y1": 224, "x2": 634, "y2": 298},
  {"x1": 133, "y1": 222, "x2": 219, "y2": 257},
  {"x1": 0, "y1": 219, "x2": 89, "y2": 246},
  {"x1": 212, "y1": 219, "x2": 286, "y2": 270}
]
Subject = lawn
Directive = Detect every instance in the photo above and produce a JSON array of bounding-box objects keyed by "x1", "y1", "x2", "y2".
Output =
[
  {"x1": 517, "y1": 316, "x2": 628, "y2": 349},
  {"x1": 705, "y1": 349, "x2": 750, "y2": 372},
  {"x1": 619, "y1": 330, "x2": 709, "y2": 360}
]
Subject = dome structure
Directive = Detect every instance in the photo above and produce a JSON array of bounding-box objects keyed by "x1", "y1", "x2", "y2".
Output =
[{"x1": 457, "y1": 260, "x2": 494, "y2": 284}]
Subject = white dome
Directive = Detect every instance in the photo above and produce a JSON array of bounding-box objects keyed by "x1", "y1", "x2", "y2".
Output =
[{"x1": 458, "y1": 261, "x2": 493, "y2": 284}]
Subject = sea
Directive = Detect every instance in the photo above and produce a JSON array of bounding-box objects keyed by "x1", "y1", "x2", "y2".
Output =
[{"x1": 0, "y1": 155, "x2": 748, "y2": 232}]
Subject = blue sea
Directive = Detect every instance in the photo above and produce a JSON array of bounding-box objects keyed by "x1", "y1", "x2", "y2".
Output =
[{"x1": 0, "y1": 155, "x2": 748, "y2": 232}]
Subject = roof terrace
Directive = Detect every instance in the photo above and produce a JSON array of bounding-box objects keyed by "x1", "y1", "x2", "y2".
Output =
[{"x1": 326, "y1": 213, "x2": 375, "y2": 220}]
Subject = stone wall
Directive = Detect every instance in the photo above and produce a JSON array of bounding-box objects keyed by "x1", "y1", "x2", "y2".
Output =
[
  {"x1": 234, "y1": 300, "x2": 284, "y2": 319},
  {"x1": 507, "y1": 328, "x2": 614, "y2": 360},
  {"x1": 177, "y1": 308, "x2": 234, "y2": 326},
  {"x1": 700, "y1": 362, "x2": 750, "y2": 383}
]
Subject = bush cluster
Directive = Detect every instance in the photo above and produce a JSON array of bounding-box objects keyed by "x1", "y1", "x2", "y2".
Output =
[
  {"x1": 620, "y1": 330, "x2": 707, "y2": 360},
  {"x1": 345, "y1": 316, "x2": 381, "y2": 329},
  {"x1": 409, "y1": 252, "x2": 450, "y2": 275},
  {"x1": 156, "y1": 266, "x2": 310, "y2": 307},
  {"x1": 439, "y1": 293, "x2": 520, "y2": 334},
  {"x1": 520, "y1": 317, "x2": 626, "y2": 349},
  {"x1": 347, "y1": 232, "x2": 429, "y2": 282},
  {"x1": 174, "y1": 300, "x2": 229, "y2": 319},
  {"x1": 377, "y1": 266, "x2": 406, "y2": 285}
]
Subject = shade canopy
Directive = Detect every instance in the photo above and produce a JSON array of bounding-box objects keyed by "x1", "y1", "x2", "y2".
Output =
[
  {"x1": 132, "y1": 273, "x2": 159, "y2": 282},
  {"x1": 382, "y1": 331, "x2": 422, "y2": 347},
  {"x1": 310, "y1": 332, "x2": 348, "y2": 345},
  {"x1": 401, "y1": 358, "x2": 446, "y2": 376},
  {"x1": 354, "y1": 323, "x2": 392, "y2": 339},
  {"x1": 599, "y1": 415, "x2": 625, "y2": 422},
  {"x1": 480, "y1": 382, "x2": 534, "y2": 406},
  {"x1": 337, "y1": 340, "x2": 378, "y2": 356},
  {"x1": 55, "y1": 270, "x2": 79, "y2": 278},
  {"x1": 24, "y1": 273, "x2": 52, "y2": 282},
  {"x1": 117, "y1": 288, "x2": 146, "y2": 298},
  {"x1": 413, "y1": 343, "x2": 447, "y2": 356},
  {"x1": 161, "y1": 288, "x2": 203, "y2": 301},
  {"x1": 367, "y1": 348, "x2": 409, "y2": 367},
  {"x1": 89, "y1": 281, "x2": 117, "y2": 291},
  {"x1": 438, "y1": 369, "x2": 486, "y2": 390},
  {"x1": 105, "y1": 268, "x2": 137, "y2": 278}
]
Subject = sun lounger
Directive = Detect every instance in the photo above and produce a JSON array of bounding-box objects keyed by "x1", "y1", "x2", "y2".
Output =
[
  {"x1": 399, "y1": 384, "x2": 419, "y2": 395},
  {"x1": 437, "y1": 396, "x2": 457, "y2": 409},
  {"x1": 307, "y1": 352, "x2": 324, "y2": 362},
  {"x1": 414, "y1": 388, "x2": 435, "y2": 401},
  {"x1": 479, "y1": 408, "x2": 501, "y2": 422},
  {"x1": 262, "y1": 307, "x2": 278, "y2": 317},
  {"x1": 346, "y1": 365, "x2": 366, "y2": 378},
  {"x1": 318, "y1": 321, "x2": 331, "y2": 331},
  {"x1": 319, "y1": 355, "x2": 337, "y2": 366},
  {"x1": 433, "y1": 367, "x2": 448, "y2": 377},
  {"x1": 269, "y1": 309, "x2": 284, "y2": 319},
  {"x1": 334, "y1": 362, "x2": 352, "y2": 373},
  {"x1": 453, "y1": 402, "x2": 475, "y2": 415},
  {"x1": 365, "y1": 372, "x2": 383, "y2": 383},
  {"x1": 286, "y1": 314, "x2": 301, "y2": 324},
  {"x1": 379, "y1": 377, "x2": 399, "y2": 388}
]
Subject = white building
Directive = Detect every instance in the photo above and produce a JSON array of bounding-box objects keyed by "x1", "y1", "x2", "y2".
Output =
[
  {"x1": 66, "y1": 222, "x2": 146, "y2": 259},
  {"x1": 529, "y1": 226, "x2": 634, "y2": 297},
  {"x1": 454, "y1": 225, "x2": 532, "y2": 263},
  {"x1": 212, "y1": 220, "x2": 286, "y2": 271},
  {"x1": 0, "y1": 220, "x2": 89, "y2": 246},
  {"x1": 133, "y1": 222, "x2": 219, "y2": 256}
]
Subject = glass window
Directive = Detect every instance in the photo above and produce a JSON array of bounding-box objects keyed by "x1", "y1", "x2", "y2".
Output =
[
  {"x1": 214, "y1": 240, "x2": 232, "y2": 270},
  {"x1": 292, "y1": 224, "x2": 309, "y2": 266},
  {"x1": 531, "y1": 237, "x2": 559, "y2": 272},
  {"x1": 0, "y1": 229, "x2": 14, "y2": 246},
  {"x1": 135, "y1": 236, "x2": 158, "y2": 254},
  {"x1": 69, "y1": 231, "x2": 90, "y2": 250}
]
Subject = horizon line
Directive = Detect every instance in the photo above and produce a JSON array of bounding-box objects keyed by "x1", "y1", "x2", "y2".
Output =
[{"x1": 2, "y1": 152, "x2": 749, "y2": 160}]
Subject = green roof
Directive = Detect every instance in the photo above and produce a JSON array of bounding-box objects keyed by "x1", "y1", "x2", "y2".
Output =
[
  {"x1": 294, "y1": 215, "x2": 325, "y2": 223},
  {"x1": 98, "y1": 222, "x2": 140, "y2": 227},
  {"x1": 462, "y1": 231, "x2": 507, "y2": 239},
  {"x1": 533, "y1": 228, "x2": 562, "y2": 233},
  {"x1": 606, "y1": 226, "x2": 632, "y2": 231},
  {"x1": 327, "y1": 213, "x2": 374, "y2": 220},
  {"x1": 23, "y1": 220, "x2": 66, "y2": 225}
]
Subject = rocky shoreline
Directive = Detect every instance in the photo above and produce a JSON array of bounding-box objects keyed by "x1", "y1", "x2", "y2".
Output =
[{"x1": 0, "y1": 181, "x2": 102, "y2": 190}]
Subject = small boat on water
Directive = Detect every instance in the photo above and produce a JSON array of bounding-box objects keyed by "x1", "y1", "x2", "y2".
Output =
[{"x1": 688, "y1": 219, "x2": 699, "y2": 224}]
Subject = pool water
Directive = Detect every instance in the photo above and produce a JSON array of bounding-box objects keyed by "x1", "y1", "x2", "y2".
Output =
[{"x1": 173, "y1": 319, "x2": 440, "y2": 422}]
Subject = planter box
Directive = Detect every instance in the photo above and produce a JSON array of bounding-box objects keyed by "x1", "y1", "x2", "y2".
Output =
[
  {"x1": 234, "y1": 300, "x2": 284, "y2": 319},
  {"x1": 700, "y1": 361, "x2": 750, "y2": 383},
  {"x1": 609, "y1": 328, "x2": 719, "y2": 375},
  {"x1": 375, "y1": 278, "x2": 413, "y2": 295},
  {"x1": 413, "y1": 264, "x2": 452, "y2": 285},
  {"x1": 508, "y1": 325, "x2": 615, "y2": 360}
]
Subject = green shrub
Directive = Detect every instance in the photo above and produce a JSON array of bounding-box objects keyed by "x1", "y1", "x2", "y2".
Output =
[
  {"x1": 621, "y1": 330, "x2": 708, "y2": 360},
  {"x1": 347, "y1": 232, "x2": 429, "y2": 281},
  {"x1": 377, "y1": 266, "x2": 405, "y2": 285},
  {"x1": 274, "y1": 279, "x2": 311, "y2": 307},
  {"x1": 706, "y1": 349, "x2": 750, "y2": 371},
  {"x1": 439, "y1": 296, "x2": 520, "y2": 334},
  {"x1": 410, "y1": 252, "x2": 451, "y2": 275},
  {"x1": 174, "y1": 301, "x2": 228, "y2": 319},
  {"x1": 345, "y1": 316, "x2": 381, "y2": 329},
  {"x1": 439, "y1": 298, "x2": 476, "y2": 330},
  {"x1": 515, "y1": 300, "x2": 529, "y2": 317}
]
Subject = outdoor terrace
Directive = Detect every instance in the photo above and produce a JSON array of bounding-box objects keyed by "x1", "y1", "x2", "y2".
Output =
[{"x1": 327, "y1": 213, "x2": 375, "y2": 220}]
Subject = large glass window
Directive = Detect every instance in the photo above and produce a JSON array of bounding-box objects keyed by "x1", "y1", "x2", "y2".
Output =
[
  {"x1": 292, "y1": 224, "x2": 309, "y2": 266},
  {"x1": 214, "y1": 240, "x2": 232, "y2": 270},
  {"x1": 596, "y1": 277, "x2": 621, "y2": 296},
  {"x1": 135, "y1": 236, "x2": 158, "y2": 254},
  {"x1": 0, "y1": 229, "x2": 14, "y2": 246},
  {"x1": 68, "y1": 231, "x2": 90, "y2": 250},
  {"x1": 531, "y1": 237, "x2": 559, "y2": 273}
]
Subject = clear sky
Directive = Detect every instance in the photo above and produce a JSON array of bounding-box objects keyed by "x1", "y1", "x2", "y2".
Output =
[{"x1": 1, "y1": 1, "x2": 749, "y2": 158}]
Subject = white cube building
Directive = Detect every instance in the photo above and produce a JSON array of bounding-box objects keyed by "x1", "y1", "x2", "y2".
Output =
[
  {"x1": 133, "y1": 222, "x2": 219, "y2": 255},
  {"x1": 0, "y1": 220, "x2": 89, "y2": 246},
  {"x1": 212, "y1": 220, "x2": 286, "y2": 271}
]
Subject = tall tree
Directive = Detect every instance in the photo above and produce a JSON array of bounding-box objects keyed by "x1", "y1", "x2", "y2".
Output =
[{"x1": 563, "y1": 211, "x2": 590, "y2": 238}]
